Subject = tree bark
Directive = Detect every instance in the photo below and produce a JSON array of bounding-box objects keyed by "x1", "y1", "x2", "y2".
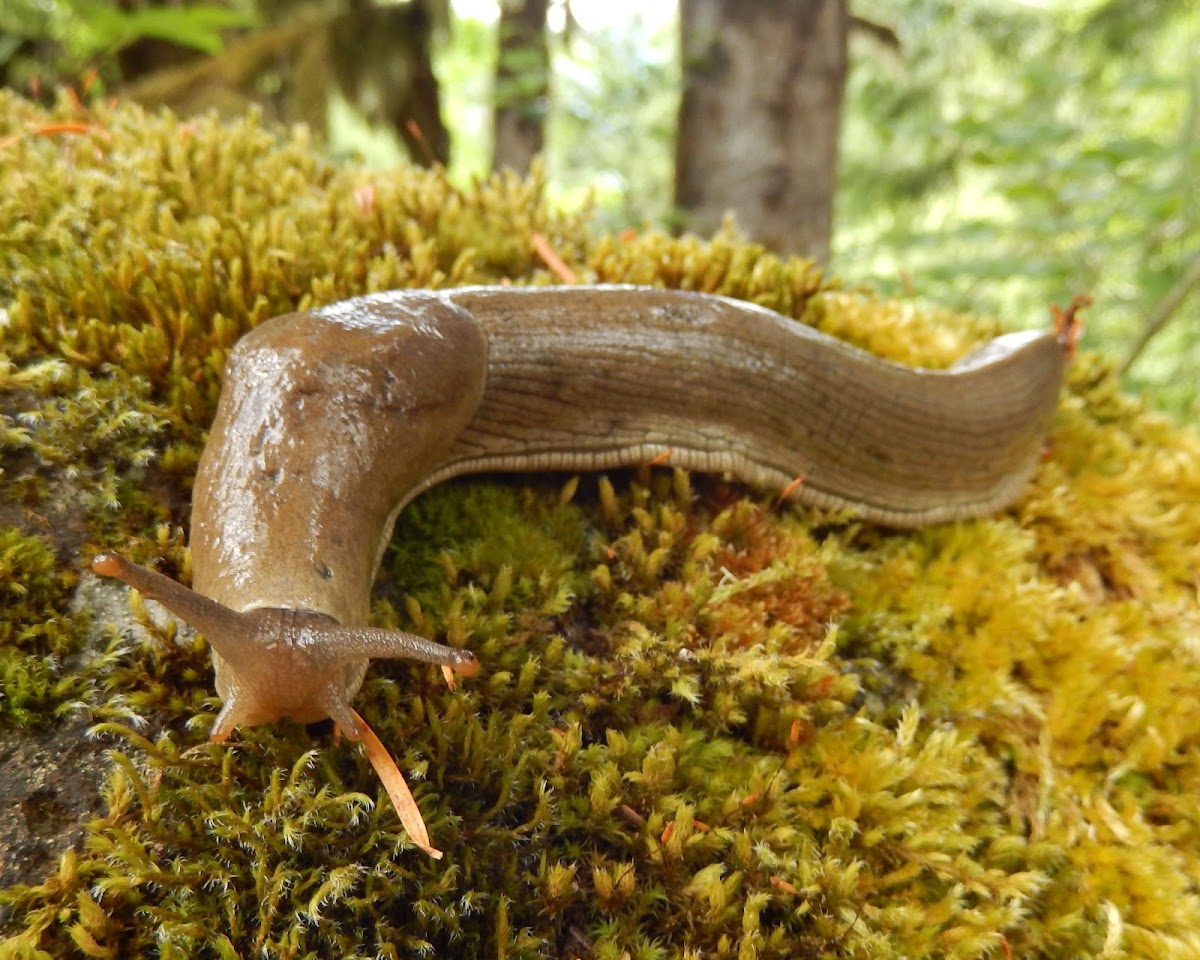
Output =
[
  {"x1": 330, "y1": 0, "x2": 450, "y2": 166},
  {"x1": 117, "y1": 0, "x2": 451, "y2": 168},
  {"x1": 492, "y1": 0, "x2": 550, "y2": 173},
  {"x1": 676, "y1": 0, "x2": 848, "y2": 261}
]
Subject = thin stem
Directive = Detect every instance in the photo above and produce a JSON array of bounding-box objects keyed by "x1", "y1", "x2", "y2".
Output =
[{"x1": 1120, "y1": 252, "x2": 1200, "y2": 377}]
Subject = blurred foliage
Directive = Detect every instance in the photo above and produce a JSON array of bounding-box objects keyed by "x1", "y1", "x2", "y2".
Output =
[
  {"x1": 838, "y1": 0, "x2": 1200, "y2": 421},
  {"x1": 0, "y1": 0, "x2": 256, "y2": 92},
  {"x1": 437, "y1": 2, "x2": 677, "y2": 225},
  {"x1": 544, "y1": 8, "x2": 677, "y2": 230}
]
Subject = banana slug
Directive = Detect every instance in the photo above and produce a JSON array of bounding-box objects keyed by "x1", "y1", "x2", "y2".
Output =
[{"x1": 92, "y1": 284, "x2": 1068, "y2": 855}]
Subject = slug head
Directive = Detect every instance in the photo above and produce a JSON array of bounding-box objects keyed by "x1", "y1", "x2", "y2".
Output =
[{"x1": 91, "y1": 552, "x2": 479, "y2": 741}]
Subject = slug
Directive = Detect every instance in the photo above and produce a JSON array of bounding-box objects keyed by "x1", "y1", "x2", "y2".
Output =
[{"x1": 92, "y1": 284, "x2": 1069, "y2": 856}]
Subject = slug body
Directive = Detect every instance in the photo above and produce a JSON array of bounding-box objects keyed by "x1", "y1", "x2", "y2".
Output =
[
  {"x1": 189, "y1": 285, "x2": 1064, "y2": 731},
  {"x1": 95, "y1": 285, "x2": 1066, "y2": 846}
]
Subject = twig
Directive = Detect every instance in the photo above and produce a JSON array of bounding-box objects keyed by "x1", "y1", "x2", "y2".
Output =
[
  {"x1": 531, "y1": 232, "x2": 577, "y2": 283},
  {"x1": 850, "y1": 15, "x2": 901, "y2": 52},
  {"x1": 1119, "y1": 252, "x2": 1200, "y2": 376}
]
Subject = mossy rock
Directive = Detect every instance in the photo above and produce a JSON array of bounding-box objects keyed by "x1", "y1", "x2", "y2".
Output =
[{"x1": 2, "y1": 92, "x2": 1200, "y2": 960}]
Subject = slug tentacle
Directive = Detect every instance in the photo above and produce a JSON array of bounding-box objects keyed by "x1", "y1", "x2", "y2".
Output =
[
  {"x1": 92, "y1": 553, "x2": 464, "y2": 856},
  {"x1": 317, "y1": 626, "x2": 481, "y2": 675},
  {"x1": 91, "y1": 552, "x2": 257, "y2": 677}
]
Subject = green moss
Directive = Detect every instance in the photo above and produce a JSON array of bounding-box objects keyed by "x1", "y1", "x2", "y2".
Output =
[
  {"x1": 3, "y1": 91, "x2": 1200, "y2": 959},
  {"x1": 0, "y1": 528, "x2": 88, "y2": 724}
]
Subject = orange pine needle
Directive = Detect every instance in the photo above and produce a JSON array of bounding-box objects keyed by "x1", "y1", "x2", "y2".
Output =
[
  {"x1": 351, "y1": 708, "x2": 443, "y2": 859},
  {"x1": 0, "y1": 122, "x2": 113, "y2": 151},
  {"x1": 773, "y1": 473, "x2": 807, "y2": 510},
  {"x1": 35, "y1": 122, "x2": 93, "y2": 136},
  {"x1": 531, "y1": 232, "x2": 577, "y2": 283},
  {"x1": 403, "y1": 118, "x2": 440, "y2": 166}
]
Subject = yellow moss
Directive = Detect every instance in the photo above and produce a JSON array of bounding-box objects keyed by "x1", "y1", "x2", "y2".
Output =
[
  {"x1": 808, "y1": 290, "x2": 998, "y2": 368},
  {"x1": 2, "y1": 91, "x2": 1200, "y2": 960}
]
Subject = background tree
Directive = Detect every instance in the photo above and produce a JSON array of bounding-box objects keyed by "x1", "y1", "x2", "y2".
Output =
[
  {"x1": 1, "y1": 0, "x2": 451, "y2": 167},
  {"x1": 675, "y1": 0, "x2": 848, "y2": 260},
  {"x1": 327, "y1": 0, "x2": 450, "y2": 164},
  {"x1": 492, "y1": 0, "x2": 549, "y2": 172}
]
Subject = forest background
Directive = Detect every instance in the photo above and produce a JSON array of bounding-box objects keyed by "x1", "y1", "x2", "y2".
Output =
[{"x1": 2, "y1": 0, "x2": 1197, "y2": 420}]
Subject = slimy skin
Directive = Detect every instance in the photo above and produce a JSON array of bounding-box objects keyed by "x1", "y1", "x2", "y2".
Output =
[{"x1": 93, "y1": 285, "x2": 1067, "y2": 833}]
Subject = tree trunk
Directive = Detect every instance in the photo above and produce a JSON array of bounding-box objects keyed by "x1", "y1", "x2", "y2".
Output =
[
  {"x1": 120, "y1": 0, "x2": 451, "y2": 168},
  {"x1": 330, "y1": 0, "x2": 450, "y2": 166},
  {"x1": 676, "y1": 0, "x2": 848, "y2": 261},
  {"x1": 492, "y1": 0, "x2": 550, "y2": 173}
]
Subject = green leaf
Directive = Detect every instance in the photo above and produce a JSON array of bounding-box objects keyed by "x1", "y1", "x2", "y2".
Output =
[{"x1": 70, "y1": 1, "x2": 258, "y2": 57}]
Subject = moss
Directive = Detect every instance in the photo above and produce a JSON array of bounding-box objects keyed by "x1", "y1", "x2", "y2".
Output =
[
  {"x1": 0, "y1": 528, "x2": 89, "y2": 724},
  {"x1": 2, "y1": 90, "x2": 1200, "y2": 959}
]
